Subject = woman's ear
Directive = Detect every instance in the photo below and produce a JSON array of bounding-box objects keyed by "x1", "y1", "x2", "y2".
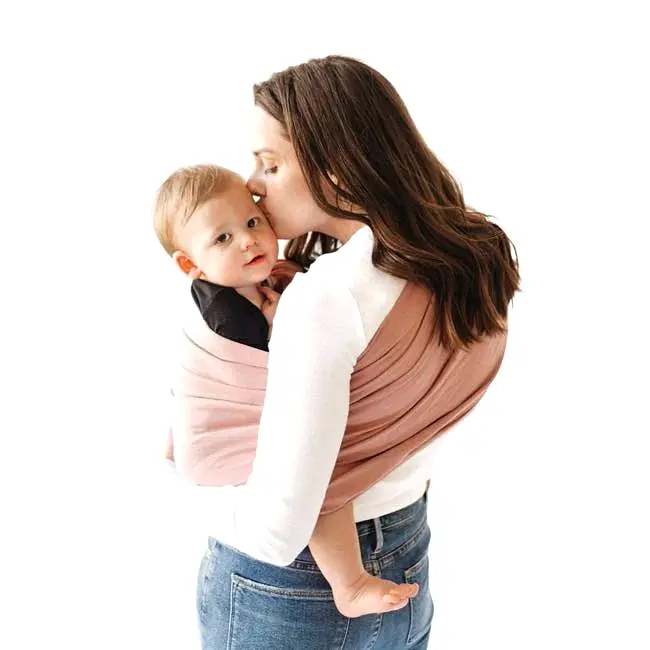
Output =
[
  {"x1": 172, "y1": 251, "x2": 202, "y2": 279},
  {"x1": 324, "y1": 171, "x2": 365, "y2": 215}
]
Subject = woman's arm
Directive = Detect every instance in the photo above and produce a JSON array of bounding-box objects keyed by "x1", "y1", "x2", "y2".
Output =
[{"x1": 209, "y1": 272, "x2": 366, "y2": 565}]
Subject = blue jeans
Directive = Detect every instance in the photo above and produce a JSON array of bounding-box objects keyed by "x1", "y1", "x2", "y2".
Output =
[{"x1": 196, "y1": 490, "x2": 434, "y2": 649}]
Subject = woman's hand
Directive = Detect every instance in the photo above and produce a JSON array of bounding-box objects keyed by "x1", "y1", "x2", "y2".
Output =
[{"x1": 267, "y1": 260, "x2": 304, "y2": 294}]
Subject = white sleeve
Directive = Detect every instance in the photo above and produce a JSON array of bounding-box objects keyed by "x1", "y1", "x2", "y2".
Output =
[{"x1": 207, "y1": 273, "x2": 366, "y2": 565}]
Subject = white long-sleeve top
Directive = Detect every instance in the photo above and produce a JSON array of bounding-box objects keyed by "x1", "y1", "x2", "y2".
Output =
[{"x1": 176, "y1": 225, "x2": 436, "y2": 566}]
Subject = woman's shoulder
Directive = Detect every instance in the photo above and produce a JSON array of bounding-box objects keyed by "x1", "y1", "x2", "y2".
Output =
[
  {"x1": 304, "y1": 226, "x2": 392, "y2": 290},
  {"x1": 283, "y1": 226, "x2": 406, "y2": 342},
  {"x1": 272, "y1": 263, "x2": 366, "y2": 352}
]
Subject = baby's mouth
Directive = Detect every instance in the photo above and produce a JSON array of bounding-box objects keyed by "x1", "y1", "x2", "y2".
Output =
[{"x1": 245, "y1": 254, "x2": 266, "y2": 266}]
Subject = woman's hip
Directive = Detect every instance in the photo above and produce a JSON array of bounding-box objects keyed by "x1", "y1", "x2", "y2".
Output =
[{"x1": 196, "y1": 490, "x2": 433, "y2": 650}]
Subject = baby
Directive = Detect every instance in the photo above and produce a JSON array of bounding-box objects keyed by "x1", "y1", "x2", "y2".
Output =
[{"x1": 154, "y1": 164, "x2": 418, "y2": 618}]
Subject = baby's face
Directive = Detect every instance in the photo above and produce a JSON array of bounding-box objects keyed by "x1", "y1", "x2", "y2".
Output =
[{"x1": 178, "y1": 180, "x2": 278, "y2": 287}]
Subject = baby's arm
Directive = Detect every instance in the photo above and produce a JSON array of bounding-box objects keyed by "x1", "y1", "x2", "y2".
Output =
[{"x1": 308, "y1": 505, "x2": 418, "y2": 618}]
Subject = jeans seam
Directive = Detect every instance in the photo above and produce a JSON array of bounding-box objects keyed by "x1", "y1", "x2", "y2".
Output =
[
  {"x1": 198, "y1": 547, "x2": 215, "y2": 621},
  {"x1": 232, "y1": 573, "x2": 335, "y2": 599},
  {"x1": 376, "y1": 512, "x2": 418, "y2": 535},
  {"x1": 404, "y1": 552, "x2": 428, "y2": 580},
  {"x1": 338, "y1": 617, "x2": 351, "y2": 650},
  {"x1": 378, "y1": 518, "x2": 428, "y2": 570},
  {"x1": 363, "y1": 613, "x2": 382, "y2": 650},
  {"x1": 227, "y1": 575, "x2": 236, "y2": 650},
  {"x1": 405, "y1": 554, "x2": 432, "y2": 646}
]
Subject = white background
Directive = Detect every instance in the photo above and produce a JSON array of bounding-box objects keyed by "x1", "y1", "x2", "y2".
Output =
[{"x1": 1, "y1": 1, "x2": 648, "y2": 648}]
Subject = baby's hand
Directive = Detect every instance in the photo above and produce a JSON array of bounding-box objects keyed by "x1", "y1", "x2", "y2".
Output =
[{"x1": 259, "y1": 285, "x2": 281, "y2": 326}]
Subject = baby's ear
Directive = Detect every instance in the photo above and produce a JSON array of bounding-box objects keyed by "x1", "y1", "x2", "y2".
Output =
[{"x1": 172, "y1": 251, "x2": 201, "y2": 279}]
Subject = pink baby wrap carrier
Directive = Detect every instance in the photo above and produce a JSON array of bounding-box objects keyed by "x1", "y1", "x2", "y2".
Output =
[{"x1": 167, "y1": 263, "x2": 507, "y2": 515}]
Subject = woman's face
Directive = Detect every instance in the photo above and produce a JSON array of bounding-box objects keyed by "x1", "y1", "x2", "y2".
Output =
[{"x1": 247, "y1": 106, "x2": 330, "y2": 240}]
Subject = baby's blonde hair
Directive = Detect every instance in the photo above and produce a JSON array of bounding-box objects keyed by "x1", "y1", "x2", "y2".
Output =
[{"x1": 153, "y1": 164, "x2": 238, "y2": 256}]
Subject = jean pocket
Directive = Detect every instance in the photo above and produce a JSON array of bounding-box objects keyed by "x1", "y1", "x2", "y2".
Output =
[
  {"x1": 404, "y1": 553, "x2": 434, "y2": 647},
  {"x1": 227, "y1": 573, "x2": 349, "y2": 650}
]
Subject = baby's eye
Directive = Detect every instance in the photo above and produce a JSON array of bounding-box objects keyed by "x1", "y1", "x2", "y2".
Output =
[
  {"x1": 215, "y1": 233, "x2": 231, "y2": 244},
  {"x1": 247, "y1": 217, "x2": 261, "y2": 228},
  {"x1": 263, "y1": 166, "x2": 278, "y2": 175}
]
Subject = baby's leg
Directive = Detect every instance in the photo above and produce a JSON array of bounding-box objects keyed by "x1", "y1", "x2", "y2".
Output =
[{"x1": 308, "y1": 503, "x2": 419, "y2": 618}]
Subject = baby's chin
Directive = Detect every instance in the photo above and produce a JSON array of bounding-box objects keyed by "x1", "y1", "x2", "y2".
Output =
[{"x1": 249, "y1": 256, "x2": 277, "y2": 282}]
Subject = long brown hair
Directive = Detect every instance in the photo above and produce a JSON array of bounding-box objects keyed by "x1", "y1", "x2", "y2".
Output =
[{"x1": 254, "y1": 55, "x2": 520, "y2": 349}]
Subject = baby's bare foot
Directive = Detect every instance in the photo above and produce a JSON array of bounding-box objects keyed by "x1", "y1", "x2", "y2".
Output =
[{"x1": 333, "y1": 573, "x2": 419, "y2": 618}]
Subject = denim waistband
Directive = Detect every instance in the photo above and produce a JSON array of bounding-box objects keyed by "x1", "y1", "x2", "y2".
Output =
[
  {"x1": 356, "y1": 486, "x2": 428, "y2": 554},
  {"x1": 292, "y1": 486, "x2": 429, "y2": 571}
]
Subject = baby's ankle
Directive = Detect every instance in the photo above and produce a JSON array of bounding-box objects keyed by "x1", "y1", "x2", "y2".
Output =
[{"x1": 331, "y1": 571, "x2": 372, "y2": 603}]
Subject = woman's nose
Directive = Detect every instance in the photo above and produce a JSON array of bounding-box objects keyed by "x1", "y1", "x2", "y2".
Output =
[{"x1": 246, "y1": 174, "x2": 265, "y2": 200}]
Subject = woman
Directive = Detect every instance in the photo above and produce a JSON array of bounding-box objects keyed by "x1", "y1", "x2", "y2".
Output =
[{"x1": 194, "y1": 55, "x2": 519, "y2": 649}]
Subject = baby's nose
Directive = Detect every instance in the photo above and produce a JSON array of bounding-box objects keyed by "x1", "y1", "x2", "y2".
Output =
[{"x1": 241, "y1": 232, "x2": 256, "y2": 249}]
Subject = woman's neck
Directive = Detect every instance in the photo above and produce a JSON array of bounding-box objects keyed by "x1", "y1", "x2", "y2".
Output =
[{"x1": 319, "y1": 218, "x2": 366, "y2": 244}]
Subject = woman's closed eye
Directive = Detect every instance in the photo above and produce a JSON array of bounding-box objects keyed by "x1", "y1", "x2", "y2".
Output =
[{"x1": 263, "y1": 165, "x2": 278, "y2": 176}]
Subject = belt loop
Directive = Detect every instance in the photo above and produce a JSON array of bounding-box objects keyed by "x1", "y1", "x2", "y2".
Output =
[{"x1": 372, "y1": 517, "x2": 384, "y2": 554}]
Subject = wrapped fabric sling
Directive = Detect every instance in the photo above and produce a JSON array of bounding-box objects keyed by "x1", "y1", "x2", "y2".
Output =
[{"x1": 168, "y1": 277, "x2": 507, "y2": 516}]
